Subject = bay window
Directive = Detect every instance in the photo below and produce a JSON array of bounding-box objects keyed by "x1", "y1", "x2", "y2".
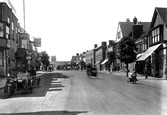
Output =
[{"x1": 0, "y1": 23, "x2": 4, "y2": 37}]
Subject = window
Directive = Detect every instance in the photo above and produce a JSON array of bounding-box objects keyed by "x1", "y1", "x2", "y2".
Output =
[
  {"x1": 0, "y1": 23, "x2": 4, "y2": 37},
  {"x1": 139, "y1": 44, "x2": 142, "y2": 52},
  {"x1": 151, "y1": 27, "x2": 160, "y2": 44},
  {"x1": 21, "y1": 40, "x2": 28, "y2": 49},
  {"x1": 0, "y1": 51, "x2": 3, "y2": 66},
  {"x1": 142, "y1": 37, "x2": 148, "y2": 51},
  {"x1": 7, "y1": 50, "x2": 10, "y2": 65},
  {"x1": 7, "y1": 17, "x2": 10, "y2": 24},
  {"x1": 6, "y1": 26, "x2": 9, "y2": 39},
  {"x1": 11, "y1": 21, "x2": 14, "y2": 40}
]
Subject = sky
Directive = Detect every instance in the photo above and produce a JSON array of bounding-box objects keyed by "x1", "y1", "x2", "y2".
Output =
[{"x1": 8, "y1": 0, "x2": 167, "y2": 61}]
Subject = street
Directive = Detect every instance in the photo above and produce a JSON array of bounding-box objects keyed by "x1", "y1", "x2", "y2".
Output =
[{"x1": 0, "y1": 70, "x2": 167, "y2": 115}]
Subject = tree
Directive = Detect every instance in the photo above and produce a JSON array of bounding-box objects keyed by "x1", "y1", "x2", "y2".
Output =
[
  {"x1": 117, "y1": 36, "x2": 138, "y2": 77},
  {"x1": 40, "y1": 51, "x2": 50, "y2": 69},
  {"x1": 107, "y1": 51, "x2": 116, "y2": 73}
]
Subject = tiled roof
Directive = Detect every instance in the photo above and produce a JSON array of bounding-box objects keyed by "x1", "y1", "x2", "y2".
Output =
[
  {"x1": 156, "y1": 7, "x2": 167, "y2": 25},
  {"x1": 119, "y1": 22, "x2": 133, "y2": 37},
  {"x1": 120, "y1": 22, "x2": 150, "y2": 38},
  {"x1": 140, "y1": 22, "x2": 151, "y2": 37}
]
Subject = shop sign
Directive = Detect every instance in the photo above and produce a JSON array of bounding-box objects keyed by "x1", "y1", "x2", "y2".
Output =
[{"x1": 34, "y1": 38, "x2": 41, "y2": 47}]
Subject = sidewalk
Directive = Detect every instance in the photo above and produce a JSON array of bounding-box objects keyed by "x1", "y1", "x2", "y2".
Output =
[
  {"x1": 101, "y1": 71, "x2": 167, "y2": 87},
  {"x1": 0, "y1": 71, "x2": 45, "y2": 90}
]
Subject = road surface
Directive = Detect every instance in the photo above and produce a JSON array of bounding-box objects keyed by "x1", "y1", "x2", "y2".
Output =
[{"x1": 0, "y1": 70, "x2": 167, "y2": 115}]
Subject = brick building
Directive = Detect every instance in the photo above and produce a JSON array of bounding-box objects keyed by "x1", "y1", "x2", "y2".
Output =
[{"x1": 0, "y1": 1, "x2": 18, "y2": 75}]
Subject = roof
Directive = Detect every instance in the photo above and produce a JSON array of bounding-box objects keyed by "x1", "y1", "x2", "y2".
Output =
[
  {"x1": 128, "y1": 22, "x2": 150, "y2": 38},
  {"x1": 140, "y1": 22, "x2": 151, "y2": 37},
  {"x1": 156, "y1": 7, "x2": 167, "y2": 25},
  {"x1": 119, "y1": 22, "x2": 133, "y2": 37},
  {"x1": 150, "y1": 7, "x2": 167, "y2": 29}
]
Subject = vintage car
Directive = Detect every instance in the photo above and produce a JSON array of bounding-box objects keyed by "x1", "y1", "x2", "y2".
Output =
[{"x1": 86, "y1": 63, "x2": 97, "y2": 77}]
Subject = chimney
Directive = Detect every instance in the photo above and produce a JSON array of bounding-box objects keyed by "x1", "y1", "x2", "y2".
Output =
[
  {"x1": 133, "y1": 16, "x2": 138, "y2": 25},
  {"x1": 109, "y1": 40, "x2": 114, "y2": 46},
  {"x1": 132, "y1": 22, "x2": 143, "y2": 39},
  {"x1": 126, "y1": 18, "x2": 130, "y2": 22},
  {"x1": 94, "y1": 44, "x2": 97, "y2": 48},
  {"x1": 101, "y1": 42, "x2": 106, "y2": 46}
]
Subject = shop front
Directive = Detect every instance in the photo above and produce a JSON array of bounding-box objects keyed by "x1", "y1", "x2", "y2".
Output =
[{"x1": 136, "y1": 43, "x2": 164, "y2": 78}]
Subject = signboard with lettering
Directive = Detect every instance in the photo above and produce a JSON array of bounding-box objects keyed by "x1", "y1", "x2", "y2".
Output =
[{"x1": 34, "y1": 38, "x2": 41, "y2": 47}]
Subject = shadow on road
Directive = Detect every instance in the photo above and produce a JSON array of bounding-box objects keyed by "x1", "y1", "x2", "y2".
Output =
[
  {"x1": 0, "y1": 73, "x2": 69, "y2": 99},
  {"x1": 0, "y1": 110, "x2": 88, "y2": 115}
]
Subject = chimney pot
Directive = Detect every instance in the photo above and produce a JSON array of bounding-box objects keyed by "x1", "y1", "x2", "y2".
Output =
[
  {"x1": 126, "y1": 18, "x2": 130, "y2": 22},
  {"x1": 102, "y1": 42, "x2": 107, "y2": 46},
  {"x1": 133, "y1": 16, "x2": 138, "y2": 25},
  {"x1": 94, "y1": 44, "x2": 97, "y2": 48}
]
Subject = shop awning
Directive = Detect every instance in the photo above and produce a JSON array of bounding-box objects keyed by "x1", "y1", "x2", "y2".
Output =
[
  {"x1": 101, "y1": 59, "x2": 108, "y2": 65},
  {"x1": 95, "y1": 61, "x2": 100, "y2": 65},
  {"x1": 136, "y1": 53, "x2": 144, "y2": 59},
  {"x1": 136, "y1": 43, "x2": 162, "y2": 61}
]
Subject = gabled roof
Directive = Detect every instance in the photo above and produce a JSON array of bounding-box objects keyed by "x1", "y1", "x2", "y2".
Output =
[
  {"x1": 119, "y1": 22, "x2": 133, "y2": 37},
  {"x1": 150, "y1": 7, "x2": 167, "y2": 28},
  {"x1": 156, "y1": 7, "x2": 167, "y2": 25}
]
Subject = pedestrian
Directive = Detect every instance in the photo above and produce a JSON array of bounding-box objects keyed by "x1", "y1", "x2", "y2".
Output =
[
  {"x1": 10, "y1": 58, "x2": 17, "y2": 78},
  {"x1": 27, "y1": 61, "x2": 36, "y2": 77},
  {"x1": 144, "y1": 66, "x2": 148, "y2": 79},
  {"x1": 131, "y1": 70, "x2": 138, "y2": 81},
  {"x1": 165, "y1": 64, "x2": 167, "y2": 79}
]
